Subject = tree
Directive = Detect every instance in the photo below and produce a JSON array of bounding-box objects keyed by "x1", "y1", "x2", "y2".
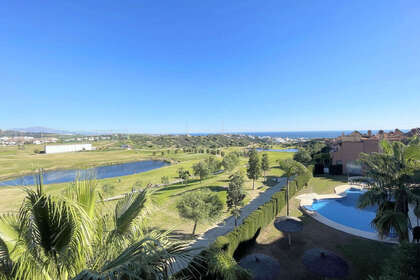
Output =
[
  {"x1": 247, "y1": 149, "x2": 261, "y2": 190},
  {"x1": 193, "y1": 161, "x2": 210, "y2": 182},
  {"x1": 293, "y1": 149, "x2": 312, "y2": 166},
  {"x1": 0, "y1": 175, "x2": 193, "y2": 280},
  {"x1": 161, "y1": 176, "x2": 169, "y2": 185},
  {"x1": 222, "y1": 152, "x2": 240, "y2": 172},
  {"x1": 277, "y1": 159, "x2": 306, "y2": 216},
  {"x1": 176, "y1": 190, "x2": 223, "y2": 235},
  {"x1": 205, "y1": 156, "x2": 222, "y2": 173},
  {"x1": 261, "y1": 153, "x2": 270, "y2": 179},
  {"x1": 227, "y1": 172, "x2": 246, "y2": 226},
  {"x1": 357, "y1": 139, "x2": 420, "y2": 242},
  {"x1": 177, "y1": 167, "x2": 191, "y2": 185}
]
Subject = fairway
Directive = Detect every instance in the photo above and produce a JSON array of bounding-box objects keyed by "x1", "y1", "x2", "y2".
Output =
[{"x1": 0, "y1": 144, "x2": 293, "y2": 236}]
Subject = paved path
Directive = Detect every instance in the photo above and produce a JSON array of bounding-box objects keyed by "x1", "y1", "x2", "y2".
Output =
[{"x1": 173, "y1": 177, "x2": 288, "y2": 273}]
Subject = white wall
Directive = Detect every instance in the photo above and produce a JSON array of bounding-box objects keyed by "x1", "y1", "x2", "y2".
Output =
[{"x1": 45, "y1": 144, "x2": 93, "y2": 154}]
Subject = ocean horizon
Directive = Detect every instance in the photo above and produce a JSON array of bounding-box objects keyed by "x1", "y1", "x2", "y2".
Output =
[{"x1": 188, "y1": 129, "x2": 408, "y2": 139}]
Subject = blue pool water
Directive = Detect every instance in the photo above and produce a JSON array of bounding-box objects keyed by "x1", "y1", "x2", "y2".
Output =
[
  {"x1": 305, "y1": 189, "x2": 378, "y2": 233},
  {"x1": 0, "y1": 160, "x2": 169, "y2": 186},
  {"x1": 256, "y1": 148, "x2": 298, "y2": 153}
]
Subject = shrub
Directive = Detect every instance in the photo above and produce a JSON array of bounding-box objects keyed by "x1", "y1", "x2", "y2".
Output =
[
  {"x1": 161, "y1": 176, "x2": 169, "y2": 185},
  {"x1": 102, "y1": 183, "x2": 115, "y2": 195},
  {"x1": 293, "y1": 149, "x2": 312, "y2": 165}
]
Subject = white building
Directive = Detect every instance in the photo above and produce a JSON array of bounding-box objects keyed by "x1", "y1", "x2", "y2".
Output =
[{"x1": 45, "y1": 143, "x2": 94, "y2": 154}]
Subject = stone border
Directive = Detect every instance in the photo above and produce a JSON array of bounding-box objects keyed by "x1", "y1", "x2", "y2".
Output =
[{"x1": 296, "y1": 184, "x2": 399, "y2": 244}]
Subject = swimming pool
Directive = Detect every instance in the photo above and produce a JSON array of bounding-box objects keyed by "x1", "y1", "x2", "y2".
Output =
[{"x1": 304, "y1": 189, "x2": 378, "y2": 233}]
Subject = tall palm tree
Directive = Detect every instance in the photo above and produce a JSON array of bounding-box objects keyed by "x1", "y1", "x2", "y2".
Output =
[
  {"x1": 0, "y1": 174, "x2": 195, "y2": 280},
  {"x1": 358, "y1": 138, "x2": 420, "y2": 242}
]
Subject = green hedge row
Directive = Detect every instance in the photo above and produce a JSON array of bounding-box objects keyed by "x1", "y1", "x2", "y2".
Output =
[
  {"x1": 174, "y1": 170, "x2": 312, "y2": 279},
  {"x1": 212, "y1": 171, "x2": 311, "y2": 256}
]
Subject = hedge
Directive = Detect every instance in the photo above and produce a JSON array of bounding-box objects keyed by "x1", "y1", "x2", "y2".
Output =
[
  {"x1": 174, "y1": 169, "x2": 312, "y2": 279},
  {"x1": 211, "y1": 170, "x2": 311, "y2": 256}
]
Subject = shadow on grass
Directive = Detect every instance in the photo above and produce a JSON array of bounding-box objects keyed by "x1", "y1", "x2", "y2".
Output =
[
  {"x1": 169, "y1": 185, "x2": 227, "y2": 198},
  {"x1": 148, "y1": 227, "x2": 196, "y2": 241},
  {"x1": 233, "y1": 227, "x2": 261, "y2": 260},
  {"x1": 264, "y1": 175, "x2": 282, "y2": 187},
  {"x1": 155, "y1": 179, "x2": 202, "y2": 193},
  {"x1": 313, "y1": 175, "x2": 348, "y2": 182},
  {"x1": 234, "y1": 211, "x2": 395, "y2": 280}
]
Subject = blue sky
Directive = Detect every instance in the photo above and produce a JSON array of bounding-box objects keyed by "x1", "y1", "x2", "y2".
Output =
[{"x1": 1, "y1": 0, "x2": 420, "y2": 133}]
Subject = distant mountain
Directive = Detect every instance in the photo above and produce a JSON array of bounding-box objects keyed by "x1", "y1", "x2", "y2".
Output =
[
  {"x1": 11, "y1": 127, "x2": 73, "y2": 134},
  {"x1": 10, "y1": 127, "x2": 111, "y2": 136}
]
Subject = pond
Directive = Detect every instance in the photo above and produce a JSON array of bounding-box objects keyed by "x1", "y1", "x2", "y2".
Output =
[
  {"x1": 256, "y1": 148, "x2": 298, "y2": 153},
  {"x1": 0, "y1": 160, "x2": 170, "y2": 186}
]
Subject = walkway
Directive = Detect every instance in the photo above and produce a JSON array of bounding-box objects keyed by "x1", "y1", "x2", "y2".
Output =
[{"x1": 173, "y1": 177, "x2": 288, "y2": 273}]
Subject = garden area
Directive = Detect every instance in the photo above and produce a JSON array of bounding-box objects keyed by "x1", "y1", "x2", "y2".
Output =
[{"x1": 239, "y1": 176, "x2": 395, "y2": 280}]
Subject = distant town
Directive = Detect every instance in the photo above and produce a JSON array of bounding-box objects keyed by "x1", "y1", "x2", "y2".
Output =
[{"x1": 0, "y1": 135, "x2": 111, "y2": 146}]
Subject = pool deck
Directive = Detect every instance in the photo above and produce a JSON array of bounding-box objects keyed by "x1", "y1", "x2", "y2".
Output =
[{"x1": 296, "y1": 184, "x2": 401, "y2": 244}]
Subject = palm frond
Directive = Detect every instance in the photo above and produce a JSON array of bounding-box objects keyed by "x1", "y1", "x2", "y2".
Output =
[
  {"x1": 379, "y1": 140, "x2": 393, "y2": 155},
  {"x1": 372, "y1": 210, "x2": 409, "y2": 242},
  {"x1": 0, "y1": 237, "x2": 13, "y2": 279},
  {"x1": 113, "y1": 189, "x2": 150, "y2": 236},
  {"x1": 0, "y1": 214, "x2": 20, "y2": 252},
  {"x1": 16, "y1": 180, "x2": 92, "y2": 278},
  {"x1": 358, "y1": 189, "x2": 387, "y2": 209},
  {"x1": 65, "y1": 179, "x2": 98, "y2": 220},
  {"x1": 74, "y1": 236, "x2": 196, "y2": 280},
  {"x1": 405, "y1": 143, "x2": 420, "y2": 162}
]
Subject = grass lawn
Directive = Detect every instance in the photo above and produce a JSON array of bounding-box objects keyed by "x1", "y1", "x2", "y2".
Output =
[
  {"x1": 0, "y1": 144, "x2": 205, "y2": 180},
  {"x1": 239, "y1": 176, "x2": 395, "y2": 280},
  {"x1": 0, "y1": 146, "x2": 294, "y2": 237}
]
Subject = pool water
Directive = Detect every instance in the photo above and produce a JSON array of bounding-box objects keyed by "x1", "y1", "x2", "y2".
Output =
[
  {"x1": 305, "y1": 189, "x2": 378, "y2": 233},
  {"x1": 0, "y1": 160, "x2": 169, "y2": 186}
]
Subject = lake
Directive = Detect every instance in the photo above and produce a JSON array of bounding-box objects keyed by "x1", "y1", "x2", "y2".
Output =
[
  {"x1": 0, "y1": 160, "x2": 170, "y2": 186},
  {"x1": 256, "y1": 148, "x2": 298, "y2": 153}
]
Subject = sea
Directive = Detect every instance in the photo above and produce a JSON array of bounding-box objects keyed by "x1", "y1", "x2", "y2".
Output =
[{"x1": 189, "y1": 130, "x2": 407, "y2": 139}]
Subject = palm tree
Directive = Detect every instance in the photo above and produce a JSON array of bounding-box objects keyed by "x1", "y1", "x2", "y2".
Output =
[
  {"x1": 277, "y1": 159, "x2": 306, "y2": 216},
  {"x1": 0, "y1": 174, "x2": 194, "y2": 280},
  {"x1": 358, "y1": 138, "x2": 420, "y2": 242}
]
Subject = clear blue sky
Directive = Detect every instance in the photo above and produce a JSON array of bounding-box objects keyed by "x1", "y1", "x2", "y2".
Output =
[{"x1": 1, "y1": 0, "x2": 420, "y2": 134}]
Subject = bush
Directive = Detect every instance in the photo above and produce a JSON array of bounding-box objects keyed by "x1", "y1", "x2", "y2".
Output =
[
  {"x1": 161, "y1": 176, "x2": 169, "y2": 185},
  {"x1": 102, "y1": 183, "x2": 115, "y2": 195},
  {"x1": 293, "y1": 149, "x2": 312, "y2": 165}
]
